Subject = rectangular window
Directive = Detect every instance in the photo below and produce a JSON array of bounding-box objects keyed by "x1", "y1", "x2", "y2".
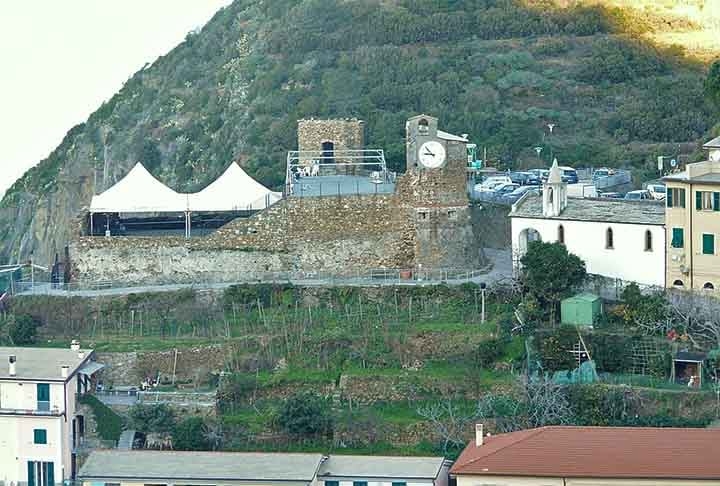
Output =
[
  {"x1": 392, "y1": 482, "x2": 407, "y2": 486},
  {"x1": 696, "y1": 191, "x2": 714, "y2": 210},
  {"x1": 447, "y1": 209, "x2": 457, "y2": 220},
  {"x1": 36, "y1": 383, "x2": 50, "y2": 412},
  {"x1": 714, "y1": 192, "x2": 720, "y2": 211},
  {"x1": 325, "y1": 482, "x2": 339, "y2": 486},
  {"x1": 703, "y1": 234, "x2": 715, "y2": 255},
  {"x1": 667, "y1": 187, "x2": 686, "y2": 208},
  {"x1": 33, "y1": 429, "x2": 47, "y2": 445},
  {"x1": 417, "y1": 210, "x2": 428, "y2": 221},
  {"x1": 353, "y1": 482, "x2": 368, "y2": 486},
  {"x1": 671, "y1": 228, "x2": 684, "y2": 248}
]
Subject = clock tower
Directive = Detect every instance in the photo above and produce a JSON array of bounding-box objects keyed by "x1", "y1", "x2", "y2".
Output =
[{"x1": 397, "y1": 114, "x2": 483, "y2": 270}]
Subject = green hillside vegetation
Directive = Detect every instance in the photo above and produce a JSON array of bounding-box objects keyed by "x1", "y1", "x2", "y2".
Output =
[
  {"x1": 1, "y1": 0, "x2": 719, "y2": 263},
  {"x1": 8, "y1": 282, "x2": 719, "y2": 456}
]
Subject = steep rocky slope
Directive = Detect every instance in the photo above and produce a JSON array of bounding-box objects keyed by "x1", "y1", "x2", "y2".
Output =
[{"x1": 1, "y1": 0, "x2": 718, "y2": 265}]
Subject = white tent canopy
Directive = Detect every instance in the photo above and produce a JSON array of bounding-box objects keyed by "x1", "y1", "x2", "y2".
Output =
[
  {"x1": 90, "y1": 162, "x2": 280, "y2": 214},
  {"x1": 90, "y1": 163, "x2": 187, "y2": 213},
  {"x1": 189, "y1": 163, "x2": 282, "y2": 212}
]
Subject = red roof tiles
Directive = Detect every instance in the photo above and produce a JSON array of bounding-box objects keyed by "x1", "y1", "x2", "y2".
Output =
[{"x1": 451, "y1": 426, "x2": 720, "y2": 480}]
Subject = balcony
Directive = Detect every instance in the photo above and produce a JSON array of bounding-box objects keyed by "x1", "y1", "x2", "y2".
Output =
[{"x1": 0, "y1": 404, "x2": 62, "y2": 417}]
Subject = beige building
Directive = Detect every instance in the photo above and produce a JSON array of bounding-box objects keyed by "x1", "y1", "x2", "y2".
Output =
[
  {"x1": 0, "y1": 342, "x2": 102, "y2": 485},
  {"x1": 664, "y1": 136, "x2": 720, "y2": 291},
  {"x1": 451, "y1": 425, "x2": 720, "y2": 485},
  {"x1": 79, "y1": 450, "x2": 449, "y2": 486}
]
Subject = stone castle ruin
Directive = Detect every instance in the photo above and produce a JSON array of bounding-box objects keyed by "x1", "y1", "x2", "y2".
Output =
[{"x1": 70, "y1": 115, "x2": 485, "y2": 284}]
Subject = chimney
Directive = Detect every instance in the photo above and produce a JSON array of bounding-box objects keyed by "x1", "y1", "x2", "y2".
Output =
[
  {"x1": 61, "y1": 365, "x2": 70, "y2": 379},
  {"x1": 70, "y1": 340, "x2": 80, "y2": 352},
  {"x1": 475, "y1": 423, "x2": 484, "y2": 447},
  {"x1": 78, "y1": 351, "x2": 85, "y2": 359},
  {"x1": 9, "y1": 355, "x2": 16, "y2": 377}
]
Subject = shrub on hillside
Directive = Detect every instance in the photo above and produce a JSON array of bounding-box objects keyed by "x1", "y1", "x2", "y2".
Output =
[
  {"x1": 278, "y1": 391, "x2": 333, "y2": 437},
  {"x1": 129, "y1": 404, "x2": 177, "y2": 434}
]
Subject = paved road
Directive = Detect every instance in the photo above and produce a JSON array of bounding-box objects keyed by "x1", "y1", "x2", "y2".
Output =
[{"x1": 17, "y1": 249, "x2": 514, "y2": 298}]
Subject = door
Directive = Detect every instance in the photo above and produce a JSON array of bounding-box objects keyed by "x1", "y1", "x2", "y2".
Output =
[
  {"x1": 321, "y1": 141, "x2": 335, "y2": 164},
  {"x1": 28, "y1": 461, "x2": 54, "y2": 486}
]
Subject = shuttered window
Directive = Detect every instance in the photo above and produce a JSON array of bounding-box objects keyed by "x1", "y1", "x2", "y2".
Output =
[
  {"x1": 703, "y1": 234, "x2": 715, "y2": 255},
  {"x1": 33, "y1": 429, "x2": 47, "y2": 445},
  {"x1": 671, "y1": 228, "x2": 684, "y2": 248},
  {"x1": 714, "y1": 192, "x2": 720, "y2": 211},
  {"x1": 667, "y1": 188, "x2": 686, "y2": 208}
]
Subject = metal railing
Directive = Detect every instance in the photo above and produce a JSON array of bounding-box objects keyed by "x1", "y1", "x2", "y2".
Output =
[{"x1": 14, "y1": 267, "x2": 492, "y2": 296}]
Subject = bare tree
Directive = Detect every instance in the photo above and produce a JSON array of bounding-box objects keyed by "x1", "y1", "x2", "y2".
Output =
[
  {"x1": 417, "y1": 398, "x2": 477, "y2": 453},
  {"x1": 667, "y1": 290, "x2": 720, "y2": 348},
  {"x1": 522, "y1": 375, "x2": 573, "y2": 428}
]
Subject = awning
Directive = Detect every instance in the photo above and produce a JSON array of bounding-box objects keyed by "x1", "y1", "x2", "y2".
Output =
[{"x1": 79, "y1": 361, "x2": 105, "y2": 376}]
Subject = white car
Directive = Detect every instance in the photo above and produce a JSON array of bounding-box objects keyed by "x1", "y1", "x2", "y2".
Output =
[
  {"x1": 475, "y1": 176, "x2": 512, "y2": 192},
  {"x1": 474, "y1": 180, "x2": 507, "y2": 193},
  {"x1": 646, "y1": 184, "x2": 666, "y2": 200}
]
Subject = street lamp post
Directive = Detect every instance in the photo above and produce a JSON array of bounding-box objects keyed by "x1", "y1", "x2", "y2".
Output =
[{"x1": 480, "y1": 282, "x2": 487, "y2": 324}]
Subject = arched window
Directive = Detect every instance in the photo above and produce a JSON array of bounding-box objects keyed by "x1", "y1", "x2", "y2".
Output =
[
  {"x1": 673, "y1": 279, "x2": 684, "y2": 288},
  {"x1": 418, "y1": 118, "x2": 429, "y2": 134},
  {"x1": 547, "y1": 187, "x2": 554, "y2": 205},
  {"x1": 644, "y1": 230, "x2": 653, "y2": 251},
  {"x1": 606, "y1": 227, "x2": 614, "y2": 249},
  {"x1": 704, "y1": 282, "x2": 715, "y2": 290},
  {"x1": 558, "y1": 225, "x2": 565, "y2": 244}
]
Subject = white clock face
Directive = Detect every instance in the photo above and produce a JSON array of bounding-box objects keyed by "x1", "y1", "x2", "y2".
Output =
[{"x1": 418, "y1": 141, "x2": 447, "y2": 169}]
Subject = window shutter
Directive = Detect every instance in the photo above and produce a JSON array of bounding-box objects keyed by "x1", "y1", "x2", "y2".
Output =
[
  {"x1": 696, "y1": 191, "x2": 702, "y2": 210},
  {"x1": 672, "y1": 228, "x2": 684, "y2": 248},
  {"x1": 703, "y1": 234, "x2": 715, "y2": 255},
  {"x1": 680, "y1": 189, "x2": 686, "y2": 207},
  {"x1": 667, "y1": 188, "x2": 673, "y2": 207},
  {"x1": 714, "y1": 192, "x2": 719, "y2": 211}
]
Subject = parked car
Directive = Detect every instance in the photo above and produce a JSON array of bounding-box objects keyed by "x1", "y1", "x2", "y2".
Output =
[
  {"x1": 493, "y1": 183, "x2": 520, "y2": 196},
  {"x1": 523, "y1": 172, "x2": 541, "y2": 185},
  {"x1": 599, "y1": 192, "x2": 623, "y2": 199},
  {"x1": 475, "y1": 175, "x2": 512, "y2": 191},
  {"x1": 501, "y1": 185, "x2": 540, "y2": 204},
  {"x1": 559, "y1": 166, "x2": 579, "y2": 184},
  {"x1": 646, "y1": 183, "x2": 666, "y2": 200},
  {"x1": 527, "y1": 168, "x2": 549, "y2": 181},
  {"x1": 592, "y1": 168, "x2": 615, "y2": 180},
  {"x1": 624, "y1": 190, "x2": 652, "y2": 201},
  {"x1": 474, "y1": 180, "x2": 507, "y2": 193}
]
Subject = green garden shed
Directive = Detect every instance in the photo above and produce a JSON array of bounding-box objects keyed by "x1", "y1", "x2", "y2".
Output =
[{"x1": 561, "y1": 293, "x2": 602, "y2": 327}]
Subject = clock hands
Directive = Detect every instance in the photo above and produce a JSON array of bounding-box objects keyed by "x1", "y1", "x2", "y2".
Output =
[{"x1": 424, "y1": 148, "x2": 435, "y2": 157}]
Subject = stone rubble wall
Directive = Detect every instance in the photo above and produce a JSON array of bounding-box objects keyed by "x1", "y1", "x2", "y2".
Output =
[{"x1": 71, "y1": 195, "x2": 415, "y2": 284}]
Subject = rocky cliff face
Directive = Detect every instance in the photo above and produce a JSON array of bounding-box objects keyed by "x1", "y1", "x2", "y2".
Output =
[{"x1": 1, "y1": 0, "x2": 716, "y2": 266}]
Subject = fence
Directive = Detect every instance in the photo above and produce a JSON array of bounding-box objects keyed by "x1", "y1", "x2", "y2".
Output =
[
  {"x1": 95, "y1": 389, "x2": 216, "y2": 407},
  {"x1": 13, "y1": 266, "x2": 492, "y2": 296}
]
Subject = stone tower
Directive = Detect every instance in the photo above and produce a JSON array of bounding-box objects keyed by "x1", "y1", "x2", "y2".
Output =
[
  {"x1": 397, "y1": 114, "x2": 483, "y2": 270},
  {"x1": 297, "y1": 118, "x2": 365, "y2": 171},
  {"x1": 543, "y1": 158, "x2": 568, "y2": 217}
]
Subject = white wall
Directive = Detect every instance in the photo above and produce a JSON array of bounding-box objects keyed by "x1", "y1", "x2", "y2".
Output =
[
  {"x1": 0, "y1": 376, "x2": 79, "y2": 483},
  {"x1": 511, "y1": 217, "x2": 665, "y2": 287},
  {"x1": 328, "y1": 481, "x2": 433, "y2": 486}
]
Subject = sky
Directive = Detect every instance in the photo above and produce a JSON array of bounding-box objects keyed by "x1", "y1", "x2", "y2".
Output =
[{"x1": 0, "y1": 0, "x2": 233, "y2": 197}]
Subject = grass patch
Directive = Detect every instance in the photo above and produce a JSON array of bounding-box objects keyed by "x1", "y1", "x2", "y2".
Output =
[{"x1": 79, "y1": 394, "x2": 123, "y2": 442}]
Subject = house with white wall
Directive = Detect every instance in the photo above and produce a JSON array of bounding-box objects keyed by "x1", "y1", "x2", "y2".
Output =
[
  {"x1": 79, "y1": 451, "x2": 449, "y2": 486},
  {"x1": 510, "y1": 160, "x2": 666, "y2": 287},
  {"x1": 0, "y1": 342, "x2": 102, "y2": 485},
  {"x1": 451, "y1": 424, "x2": 720, "y2": 485}
]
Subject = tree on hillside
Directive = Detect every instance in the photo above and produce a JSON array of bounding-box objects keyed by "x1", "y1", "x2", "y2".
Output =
[
  {"x1": 521, "y1": 241, "x2": 586, "y2": 324},
  {"x1": 278, "y1": 391, "x2": 333, "y2": 438},
  {"x1": 705, "y1": 60, "x2": 720, "y2": 110},
  {"x1": 129, "y1": 404, "x2": 177, "y2": 434}
]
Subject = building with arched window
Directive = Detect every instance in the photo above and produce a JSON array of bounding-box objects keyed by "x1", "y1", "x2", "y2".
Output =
[
  {"x1": 664, "y1": 135, "x2": 720, "y2": 291},
  {"x1": 511, "y1": 160, "x2": 666, "y2": 286}
]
